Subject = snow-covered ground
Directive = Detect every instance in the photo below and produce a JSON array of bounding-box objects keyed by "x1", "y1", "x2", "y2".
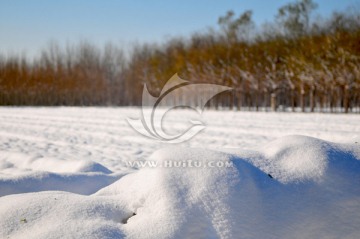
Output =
[{"x1": 0, "y1": 107, "x2": 359, "y2": 238}]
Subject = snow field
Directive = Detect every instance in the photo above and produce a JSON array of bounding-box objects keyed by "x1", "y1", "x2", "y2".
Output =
[{"x1": 0, "y1": 107, "x2": 359, "y2": 238}]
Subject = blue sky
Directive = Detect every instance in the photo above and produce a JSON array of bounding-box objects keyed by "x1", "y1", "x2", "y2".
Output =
[{"x1": 0, "y1": 0, "x2": 359, "y2": 58}]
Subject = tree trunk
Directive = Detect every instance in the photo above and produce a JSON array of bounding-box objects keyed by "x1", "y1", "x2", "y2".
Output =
[
  {"x1": 271, "y1": 93, "x2": 277, "y2": 112},
  {"x1": 300, "y1": 88, "x2": 305, "y2": 113},
  {"x1": 344, "y1": 84, "x2": 349, "y2": 113},
  {"x1": 237, "y1": 90, "x2": 242, "y2": 111},
  {"x1": 255, "y1": 90, "x2": 259, "y2": 111},
  {"x1": 291, "y1": 89, "x2": 295, "y2": 112},
  {"x1": 310, "y1": 86, "x2": 315, "y2": 112}
]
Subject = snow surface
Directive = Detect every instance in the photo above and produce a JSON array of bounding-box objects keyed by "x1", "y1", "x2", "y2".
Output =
[{"x1": 0, "y1": 107, "x2": 359, "y2": 238}]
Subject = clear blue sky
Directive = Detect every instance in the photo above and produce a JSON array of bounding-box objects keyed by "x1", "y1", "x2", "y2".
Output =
[{"x1": 0, "y1": 0, "x2": 359, "y2": 58}]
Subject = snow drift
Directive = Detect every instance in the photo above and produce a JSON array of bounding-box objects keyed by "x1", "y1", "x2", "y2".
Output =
[
  {"x1": 0, "y1": 151, "x2": 124, "y2": 196},
  {"x1": 0, "y1": 135, "x2": 360, "y2": 239}
]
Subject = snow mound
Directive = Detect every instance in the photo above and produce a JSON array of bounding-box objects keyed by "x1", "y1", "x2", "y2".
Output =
[
  {"x1": 0, "y1": 191, "x2": 129, "y2": 238},
  {"x1": 0, "y1": 151, "x2": 121, "y2": 196},
  {"x1": 96, "y1": 148, "x2": 261, "y2": 239},
  {"x1": 253, "y1": 135, "x2": 360, "y2": 184},
  {"x1": 0, "y1": 151, "x2": 112, "y2": 174},
  {"x1": 1, "y1": 135, "x2": 360, "y2": 238},
  {"x1": 0, "y1": 172, "x2": 122, "y2": 196}
]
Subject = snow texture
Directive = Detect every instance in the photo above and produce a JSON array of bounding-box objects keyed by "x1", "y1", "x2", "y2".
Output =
[{"x1": 0, "y1": 107, "x2": 359, "y2": 238}]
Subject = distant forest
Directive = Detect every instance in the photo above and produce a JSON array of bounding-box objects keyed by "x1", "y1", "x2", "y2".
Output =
[{"x1": 1, "y1": 0, "x2": 360, "y2": 112}]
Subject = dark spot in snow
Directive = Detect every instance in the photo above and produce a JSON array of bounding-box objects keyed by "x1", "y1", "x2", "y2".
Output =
[
  {"x1": 121, "y1": 212, "x2": 137, "y2": 224},
  {"x1": 268, "y1": 174, "x2": 273, "y2": 179}
]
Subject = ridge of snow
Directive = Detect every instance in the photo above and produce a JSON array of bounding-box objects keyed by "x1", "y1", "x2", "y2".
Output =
[{"x1": 1, "y1": 135, "x2": 359, "y2": 238}]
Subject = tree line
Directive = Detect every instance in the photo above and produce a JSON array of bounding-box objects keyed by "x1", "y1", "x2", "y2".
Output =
[{"x1": 1, "y1": 0, "x2": 360, "y2": 112}]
